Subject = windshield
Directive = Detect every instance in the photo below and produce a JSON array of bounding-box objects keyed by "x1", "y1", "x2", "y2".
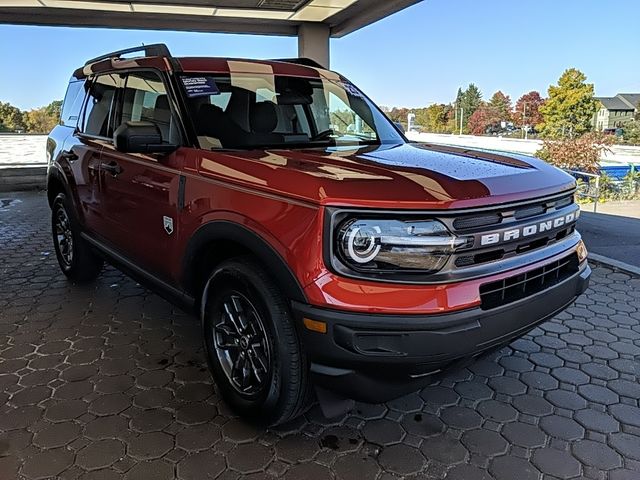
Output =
[{"x1": 180, "y1": 72, "x2": 404, "y2": 150}]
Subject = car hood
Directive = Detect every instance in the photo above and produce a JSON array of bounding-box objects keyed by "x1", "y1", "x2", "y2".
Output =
[{"x1": 195, "y1": 142, "x2": 576, "y2": 210}]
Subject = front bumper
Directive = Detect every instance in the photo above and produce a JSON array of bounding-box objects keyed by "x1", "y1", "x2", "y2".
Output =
[{"x1": 293, "y1": 261, "x2": 591, "y2": 403}]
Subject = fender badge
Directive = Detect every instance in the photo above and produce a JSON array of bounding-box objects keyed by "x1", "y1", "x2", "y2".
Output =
[{"x1": 163, "y1": 216, "x2": 174, "y2": 235}]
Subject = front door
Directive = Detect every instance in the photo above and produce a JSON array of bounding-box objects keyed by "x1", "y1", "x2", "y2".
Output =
[{"x1": 98, "y1": 70, "x2": 183, "y2": 281}]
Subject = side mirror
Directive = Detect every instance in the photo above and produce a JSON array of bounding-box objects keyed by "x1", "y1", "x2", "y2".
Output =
[
  {"x1": 394, "y1": 121, "x2": 406, "y2": 134},
  {"x1": 113, "y1": 121, "x2": 177, "y2": 154}
]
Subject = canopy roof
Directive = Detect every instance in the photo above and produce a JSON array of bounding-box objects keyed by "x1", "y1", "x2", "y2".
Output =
[{"x1": 0, "y1": 0, "x2": 421, "y2": 37}]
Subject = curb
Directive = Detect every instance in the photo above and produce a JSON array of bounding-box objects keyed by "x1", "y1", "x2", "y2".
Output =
[
  {"x1": 0, "y1": 166, "x2": 47, "y2": 192},
  {"x1": 588, "y1": 252, "x2": 640, "y2": 277}
]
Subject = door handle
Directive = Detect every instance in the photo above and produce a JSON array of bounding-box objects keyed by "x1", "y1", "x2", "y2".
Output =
[
  {"x1": 60, "y1": 150, "x2": 78, "y2": 161},
  {"x1": 101, "y1": 161, "x2": 123, "y2": 176}
]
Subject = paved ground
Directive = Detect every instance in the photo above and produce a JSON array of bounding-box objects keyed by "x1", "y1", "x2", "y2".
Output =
[
  {"x1": 581, "y1": 201, "x2": 640, "y2": 220},
  {"x1": 578, "y1": 203, "x2": 640, "y2": 268},
  {"x1": 1, "y1": 191, "x2": 640, "y2": 480}
]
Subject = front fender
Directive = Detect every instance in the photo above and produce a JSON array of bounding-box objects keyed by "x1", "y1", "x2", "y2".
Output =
[{"x1": 182, "y1": 220, "x2": 307, "y2": 303}]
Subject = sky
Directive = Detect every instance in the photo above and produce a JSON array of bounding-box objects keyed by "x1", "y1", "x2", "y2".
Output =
[{"x1": 1, "y1": 0, "x2": 639, "y2": 111}]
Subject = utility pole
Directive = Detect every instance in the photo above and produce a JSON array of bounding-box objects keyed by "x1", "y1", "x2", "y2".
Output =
[
  {"x1": 459, "y1": 107, "x2": 464, "y2": 135},
  {"x1": 522, "y1": 102, "x2": 527, "y2": 140}
]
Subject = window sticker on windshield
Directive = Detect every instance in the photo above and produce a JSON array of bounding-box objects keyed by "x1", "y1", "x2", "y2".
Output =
[
  {"x1": 341, "y1": 81, "x2": 364, "y2": 98},
  {"x1": 181, "y1": 76, "x2": 220, "y2": 97}
]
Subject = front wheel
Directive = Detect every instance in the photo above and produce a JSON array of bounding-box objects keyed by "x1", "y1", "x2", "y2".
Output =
[
  {"x1": 51, "y1": 193, "x2": 103, "y2": 283},
  {"x1": 202, "y1": 257, "x2": 311, "y2": 426}
]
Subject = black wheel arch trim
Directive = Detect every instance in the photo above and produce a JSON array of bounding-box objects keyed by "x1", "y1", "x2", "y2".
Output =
[
  {"x1": 46, "y1": 165, "x2": 70, "y2": 203},
  {"x1": 182, "y1": 221, "x2": 307, "y2": 304},
  {"x1": 47, "y1": 163, "x2": 88, "y2": 230}
]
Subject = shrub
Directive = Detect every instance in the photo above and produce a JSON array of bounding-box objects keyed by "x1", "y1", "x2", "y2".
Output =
[
  {"x1": 622, "y1": 120, "x2": 640, "y2": 145},
  {"x1": 536, "y1": 132, "x2": 614, "y2": 173}
]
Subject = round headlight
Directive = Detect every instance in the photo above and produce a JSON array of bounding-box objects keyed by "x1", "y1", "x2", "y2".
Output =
[
  {"x1": 346, "y1": 224, "x2": 381, "y2": 263},
  {"x1": 336, "y1": 218, "x2": 467, "y2": 274}
]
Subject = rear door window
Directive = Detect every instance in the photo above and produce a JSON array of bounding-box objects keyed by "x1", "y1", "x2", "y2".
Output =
[
  {"x1": 81, "y1": 74, "x2": 120, "y2": 138},
  {"x1": 60, "y1": 80, "x2": 86, "y2": 127}
]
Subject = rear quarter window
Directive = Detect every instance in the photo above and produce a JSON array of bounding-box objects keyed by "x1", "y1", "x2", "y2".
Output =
[{"x1": 60, "y1": 80, "x2": 86, "y2": 128}]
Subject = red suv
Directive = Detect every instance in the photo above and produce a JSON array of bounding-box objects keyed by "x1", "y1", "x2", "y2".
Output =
[{"x1": 47, "y1": 44, "x2": 591, "y2": 425}]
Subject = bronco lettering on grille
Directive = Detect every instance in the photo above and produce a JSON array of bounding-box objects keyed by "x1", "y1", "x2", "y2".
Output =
[{"x1": 480, "y1": 212, "x2": 577, "y2": 246}]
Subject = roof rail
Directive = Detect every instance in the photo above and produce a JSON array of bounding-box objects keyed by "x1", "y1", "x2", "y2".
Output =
[
  {"x1": 85, "y1": 43, "x2": 172, "y2": 65},
  {"x1": 270, "y1": 57, "x2": 326, "y2": 69}
]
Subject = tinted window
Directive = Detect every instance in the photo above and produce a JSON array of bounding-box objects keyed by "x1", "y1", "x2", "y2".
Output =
[
  {"x1": 120, "y1": 71, "x2": 179, "y2": 144},
  {"x1": 82, "y1": 74, "x2": 120, "y2": 137},
  {"x1": 60, "y1": 80, "x2": 86, "y2": 127}
]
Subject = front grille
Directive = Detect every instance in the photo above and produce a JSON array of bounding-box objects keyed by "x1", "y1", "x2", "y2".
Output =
[
  {"x1": 453, "y1": 213, "x2": 501, "y2": 230},
  {"x1": 479, "y1": 253, "x2": 579, "y2": 310},
  {"x1": 452, "y1": 194, "x2": 574, "y2": 233},
  {"x1": 514, "y1": 205, "x2": 545, "y2": 220},
  {"x1": 447, "y1": 193, "x2": 576, "y2": 270}
]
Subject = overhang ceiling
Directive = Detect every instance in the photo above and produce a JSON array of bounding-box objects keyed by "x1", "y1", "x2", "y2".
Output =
[{"x1": 0, "y1": 0, "x2": 421, "y2": 37}]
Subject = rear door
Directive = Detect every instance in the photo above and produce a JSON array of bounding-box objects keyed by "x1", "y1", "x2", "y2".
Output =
[
  {"x1": 98, "y1": 70, "x2": 184, "y2": 281},
  {"x1": 64, "y1": 74, "x2": 121, "y2": 234}
]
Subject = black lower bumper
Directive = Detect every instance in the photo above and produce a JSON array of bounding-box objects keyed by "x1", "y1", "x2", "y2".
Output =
[{"x1": 293, "y1": 262, "x2": 591, "y2": 403}]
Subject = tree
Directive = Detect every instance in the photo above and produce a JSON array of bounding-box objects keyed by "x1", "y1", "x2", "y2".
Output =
[
  {"x1": 514, "y1": 91, "x2": 545, "y2": 129},
  {"x1": 488, "y1": 91, "x2": 512, "y2": 123},
  {"x1": 458, "y1": 83, "x2": 482, "y2": 131},
  {"x1": 468, "y1": 104, "x2": 502, "y2": 135},
  {"x1": 45, "y1": 100, "x2": 62, "y2": 121},
  {"x1": 24, "y1": 100, "x2": 61, "y2": 134},
  {"x1": 414, "y1": 103, "x2": 450, "y2": 133},
  {"x1": 385, "y1": 107, "x2": 410, "y2": 129},
  {"x1": 623, "y1": 102, "x2": 640, "y2": 145},
  {"x1": 468, "y1": 106, "x2": 490, "y2": 135},
  {"x1": 453, "y1": 83, "x2": 482, "y2": 132},
  {"x1": 0, "y1": 101, "x2": 25, "y2": 132},
  {"x1": 623, "y1": 119, "x2": 640, "y2": 145},
  {"x1": 454, "y1": 88, "x2": 464, "y2": 111},
  {"x1": 539, "y1": 68, "x2": 598, "y2": 138}
]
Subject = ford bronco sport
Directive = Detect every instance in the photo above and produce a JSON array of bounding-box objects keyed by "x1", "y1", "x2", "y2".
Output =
[{"x1": 47, "y1": 44, "x2": 591, "y2": 426}]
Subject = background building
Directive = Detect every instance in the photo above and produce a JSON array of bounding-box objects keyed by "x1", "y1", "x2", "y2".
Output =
[{"x1": 594, "y1": 93, "x2": 640, "y2": 130}]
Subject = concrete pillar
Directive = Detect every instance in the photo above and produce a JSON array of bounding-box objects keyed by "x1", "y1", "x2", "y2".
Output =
[{"x1": 297, "y1": 22, "x2": 330, "y2": 68}]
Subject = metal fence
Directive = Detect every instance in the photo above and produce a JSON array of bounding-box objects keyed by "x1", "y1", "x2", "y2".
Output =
[{"x1": 565, "y1": 170, "x2": 601, "y2": 212}]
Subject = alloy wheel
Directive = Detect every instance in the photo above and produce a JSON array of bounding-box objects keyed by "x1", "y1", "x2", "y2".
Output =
[
  {"x1": 213, "y1": 292, "x2": 271, "y2": 395},
  {"x1": 54, "y1": 204, "x2": 74, "y2": 267}
]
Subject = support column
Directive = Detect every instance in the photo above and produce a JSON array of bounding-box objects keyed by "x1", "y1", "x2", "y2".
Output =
[{"x1": 297, "y1": 22, "x2": 330, "y2": 68}]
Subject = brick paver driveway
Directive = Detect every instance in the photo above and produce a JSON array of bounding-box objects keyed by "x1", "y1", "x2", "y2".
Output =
[{"x1": 1, "y1": 191, "x2": 640, "y2": 480}]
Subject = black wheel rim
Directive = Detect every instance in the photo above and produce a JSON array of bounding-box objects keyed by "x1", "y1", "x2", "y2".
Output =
[
  {"x1": 54, "y1": 204, "x2": 74, "y2": 267},
  {"x1": 213, "y1": 292, "x2": 271, "y2": 396}
]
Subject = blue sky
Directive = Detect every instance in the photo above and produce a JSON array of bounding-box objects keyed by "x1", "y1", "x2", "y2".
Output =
[{"x1": 1, "y1": 0, "x2": 639, "y2": 110}]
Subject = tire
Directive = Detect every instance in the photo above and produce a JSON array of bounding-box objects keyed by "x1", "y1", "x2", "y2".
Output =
[
  {"x1": 51, "y1": 192, "x2": 103, "y2": 283},
  {"x1": 202, "y1": 256, "x2": 311, "y2": 426}
]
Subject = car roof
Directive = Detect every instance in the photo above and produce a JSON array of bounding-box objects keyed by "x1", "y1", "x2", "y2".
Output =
[
  {"x1": 75, "y1": 55, "x2": 338, "y2": 81},
  {"x1": 177, "y1": 57, "x2": 332, "y2": 77}
]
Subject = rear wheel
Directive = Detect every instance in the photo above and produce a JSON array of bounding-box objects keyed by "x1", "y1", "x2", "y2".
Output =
[
  {"x1": 51, "y1": 193, "x2": 103, "y2": 283},
  {"x1": 202, "y1": 257, "x2": 311, "y2": 426}
]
